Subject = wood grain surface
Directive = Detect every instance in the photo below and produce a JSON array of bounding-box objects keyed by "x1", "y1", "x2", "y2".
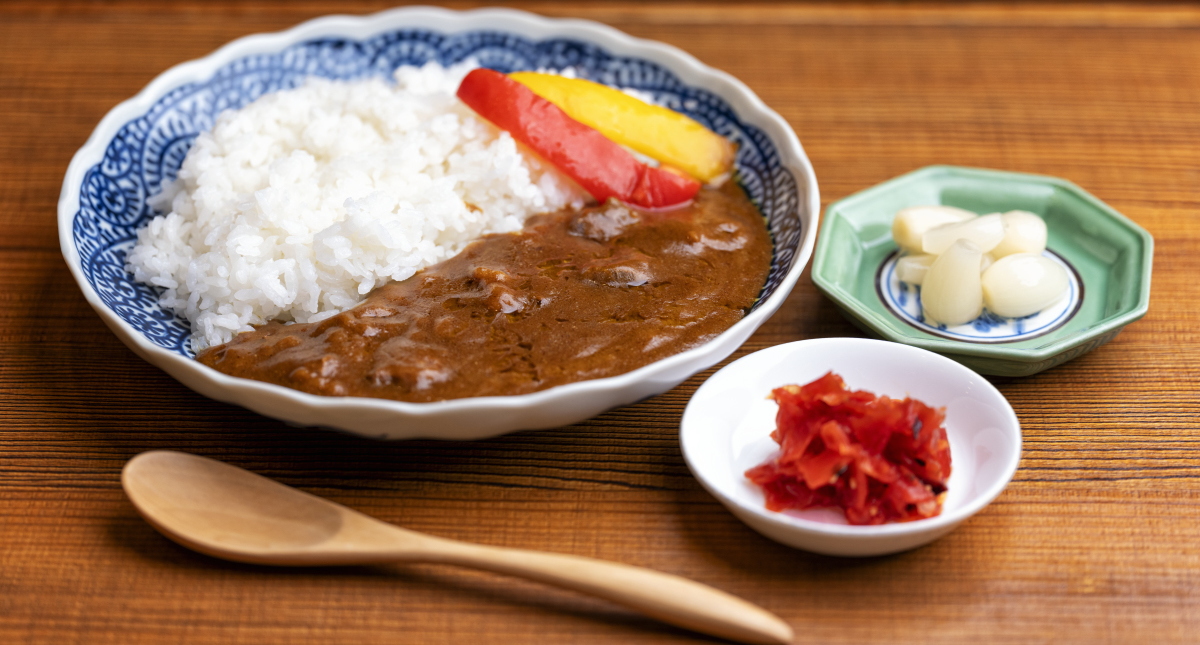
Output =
[{"x1": 2, "y1": 2, "x2": 1198, "y2": 644}]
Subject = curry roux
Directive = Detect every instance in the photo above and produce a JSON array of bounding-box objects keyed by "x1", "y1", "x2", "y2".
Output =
[{"x1": 198, "y1": 185, "x2": 772, "y2": 402}]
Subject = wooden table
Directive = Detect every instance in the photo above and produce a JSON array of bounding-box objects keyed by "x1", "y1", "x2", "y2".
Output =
[{"x1": 3, "y1": 2, "x2": 1198, "y2": 643}]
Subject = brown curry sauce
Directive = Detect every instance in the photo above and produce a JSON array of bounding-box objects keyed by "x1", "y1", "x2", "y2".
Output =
[{"x1": 198, "y1": 185, "x2": 772, "y2": 402}]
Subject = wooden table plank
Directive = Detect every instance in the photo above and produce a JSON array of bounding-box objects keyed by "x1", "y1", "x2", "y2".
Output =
[{"x1": 2, "y1": 2, "x2": 1198, "y2": 644}]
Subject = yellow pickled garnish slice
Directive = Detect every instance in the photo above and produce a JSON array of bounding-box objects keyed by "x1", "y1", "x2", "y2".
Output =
[{"x1": 509, "y1": 72, "x2": 735, "y2": 183}]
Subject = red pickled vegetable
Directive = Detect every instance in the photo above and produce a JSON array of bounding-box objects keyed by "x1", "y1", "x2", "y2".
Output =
[
  {"x1": 456, "y1": 68, "x2": 701, "y2": 210},
  {"x1": 745, "y1": 372, "x2": 952, "y2": 525}
]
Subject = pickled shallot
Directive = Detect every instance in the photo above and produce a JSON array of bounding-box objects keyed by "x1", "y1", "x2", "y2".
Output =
[
  {"x1": 922, "y1": 239, "x2": 986, "y2": 325},
  {"x1": 991, "y1": 210, "x2": 1048, "y2": 257},
  {"x1": 921, "y1": 212, "x2": 1004, "y2": 255},
  {"x1": 895, "y1": 254, "x2": 936, "y2": 285},
  {"x1": 745, "y1": 372, "x2": 951, "y2": 526},
  {"x1": 891, "y1": 206, "x2": 976, "y2": 254},
  {"x1": 890, "y1": 205, "x2": 1068, "y2": 325},
  {"x1": 982, "y1": 253, "x2": 1069, "y2": 317}
]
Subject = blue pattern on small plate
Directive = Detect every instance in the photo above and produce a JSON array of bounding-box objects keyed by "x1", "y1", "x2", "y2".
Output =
[
  {"x1": 70, "y1": 29, "x2": 801, "y2": 358},
  {"x1": 877, "y1": 250, "x2": 1083, "y2": 343}
]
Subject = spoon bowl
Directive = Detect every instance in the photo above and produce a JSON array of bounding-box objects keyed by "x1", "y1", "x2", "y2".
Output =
[
  {"x1": 122, "y1": 450, "x2": 794, "y2": 644},
  {"x1": 125, "y1": 449, "x2": 358, "y2": 558}
]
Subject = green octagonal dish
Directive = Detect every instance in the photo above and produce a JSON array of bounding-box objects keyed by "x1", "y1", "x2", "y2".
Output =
[{"x1": 812, "y1": 165, "x2": 1153, "y2": 377}]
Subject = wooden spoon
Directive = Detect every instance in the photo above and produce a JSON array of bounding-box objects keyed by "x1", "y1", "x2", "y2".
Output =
[{"x1": 122, "y1": 450, "x2": 793, "y2": 645}]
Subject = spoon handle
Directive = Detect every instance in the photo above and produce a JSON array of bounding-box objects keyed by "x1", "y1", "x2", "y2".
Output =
[{"x1": 412, "y1": 535, "x2": 793, "y2": 645}]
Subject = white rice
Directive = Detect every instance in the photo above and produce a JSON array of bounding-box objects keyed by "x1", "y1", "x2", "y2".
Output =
[{"x1": 127, "y1": 61, "x2": 587, "y2": 350}]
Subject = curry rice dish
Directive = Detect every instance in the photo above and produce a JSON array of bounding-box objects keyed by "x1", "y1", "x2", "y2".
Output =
[{"x1": 199, "y1": 185, "x2": 772, "y2": 402}]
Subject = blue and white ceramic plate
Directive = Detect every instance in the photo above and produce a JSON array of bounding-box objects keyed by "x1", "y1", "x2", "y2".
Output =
[
  {"x1": 877, "y1": 250, "x2": 1084, "y2": 343},
  {"x1": 59, "y1": 7, "x2": 819, "y2": 440}
]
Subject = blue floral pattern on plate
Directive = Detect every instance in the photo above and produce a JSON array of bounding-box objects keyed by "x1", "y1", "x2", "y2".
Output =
[
  {"x1": 70, "y1": 29, "x2": 802, "y2": 358},
  {"x1": 877, "y1": 250, "x2": 1083, "y2": 343}
]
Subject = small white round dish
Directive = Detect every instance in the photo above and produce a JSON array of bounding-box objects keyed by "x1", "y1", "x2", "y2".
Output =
[
  {"x1": 680, "y1": 337, "x2": 1021, "y2": 557},
  {"x1": 58, "y1": 6, "x2": 818, "y2": 440}
]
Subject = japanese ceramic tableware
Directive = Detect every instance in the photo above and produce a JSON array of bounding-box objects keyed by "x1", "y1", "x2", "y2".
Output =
[
  {"x1": 812, "y1": 165, "x2": 1152, "y2": 376},
  {"x1": 681, "y1": 337, "x2": 1021, "y2": 557},
  {"x1": 60, "y1": 6, "x2": 818, "y2": 438}
]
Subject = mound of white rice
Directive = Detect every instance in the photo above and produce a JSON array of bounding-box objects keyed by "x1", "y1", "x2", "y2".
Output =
[{"x1": 127, "y1": 61, "x2": 587, "y2": 350}]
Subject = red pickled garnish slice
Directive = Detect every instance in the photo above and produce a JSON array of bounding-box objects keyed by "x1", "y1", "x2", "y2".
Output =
[
  {"x1": 745, "y1": 372, "x2": 951, "y2": 525},
  {"x1": 455, "y1": 68, "x2": 701, "y2": 209}
]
